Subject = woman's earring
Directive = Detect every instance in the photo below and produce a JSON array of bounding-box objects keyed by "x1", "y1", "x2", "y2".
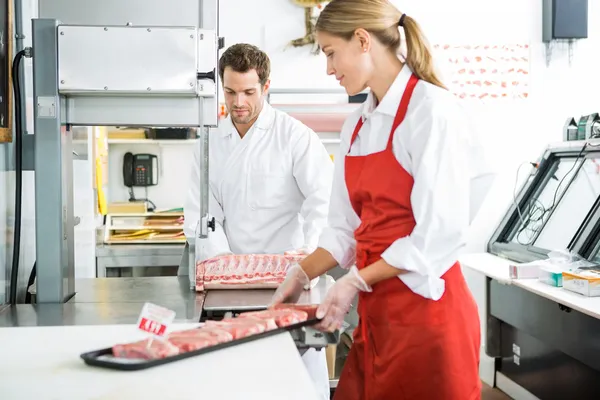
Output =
[{"x1": 363, "y1": 48, "x2": 367, "y2": 52}]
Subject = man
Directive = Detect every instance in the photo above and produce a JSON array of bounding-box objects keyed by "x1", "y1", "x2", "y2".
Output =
[{"x1": 184, "y1": 43, "x2": 333, "y2": 399}]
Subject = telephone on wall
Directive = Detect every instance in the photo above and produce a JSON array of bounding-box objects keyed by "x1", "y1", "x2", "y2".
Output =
[{"x1": 123, "y1": 152, "x2": 158, "y2": 187}]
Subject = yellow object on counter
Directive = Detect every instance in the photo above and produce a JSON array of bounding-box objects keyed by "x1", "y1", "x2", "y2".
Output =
[
  {"x1": 96, "y1": 157, "x2": 107, "y2": 215},
  {"x1": 94, "y1": 127, "x2": 108, "y2": 215}
]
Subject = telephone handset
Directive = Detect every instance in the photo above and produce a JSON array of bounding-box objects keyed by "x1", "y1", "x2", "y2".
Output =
[{"x1": 123, "y1": 152, "x2": 158, "y2": 187}]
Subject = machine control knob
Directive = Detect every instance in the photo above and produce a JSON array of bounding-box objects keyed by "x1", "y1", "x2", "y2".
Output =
[
  {"x1": 208, "y1": 217, "x2": 216, "y2": 232},
  {"x1": 197, "y1": 69, "x2": 216, "y2": 82}
]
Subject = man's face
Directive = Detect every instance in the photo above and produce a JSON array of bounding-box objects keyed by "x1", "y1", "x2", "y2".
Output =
[{"x1": 222, "y1": 67, "x2": 270, "y2": 126}]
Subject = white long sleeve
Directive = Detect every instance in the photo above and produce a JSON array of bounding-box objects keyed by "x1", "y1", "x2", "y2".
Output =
[
  {"x1": 183, "y1": 139, "x2": 232, "y2": 261},
  {"x1": 290, "y1": 125, "x2": 334, "y2": 252},
  {"x1": 318, "y1": 65, "x2": 488, "y2": 300},
  {"x1": 317, "y1": 117, "x2": 360, "y2": 269},
  {"x1": 379, "y1": 97, "x2": 471, "y2": 300}
]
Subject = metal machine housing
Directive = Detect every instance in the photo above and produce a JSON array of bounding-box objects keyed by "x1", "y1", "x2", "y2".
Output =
[{"x1": 30, "y1": 0, "x2": 220, "y2": 303}]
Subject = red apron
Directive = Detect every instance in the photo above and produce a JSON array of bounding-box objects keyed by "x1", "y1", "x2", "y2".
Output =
[{"x1": 333, "y1": 74, "x2": 481, "y2": 400}]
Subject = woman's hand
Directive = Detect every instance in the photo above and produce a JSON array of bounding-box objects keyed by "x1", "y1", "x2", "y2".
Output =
[
  {"x1": 269, "y1": 264, "x2": 310, "y2": 305},
  {"x1": 270, "y1": 247, "x2": 340, "y2": 306},
  {"x1": 315, "y1": 266, "x2": 372, "y2": 332}
]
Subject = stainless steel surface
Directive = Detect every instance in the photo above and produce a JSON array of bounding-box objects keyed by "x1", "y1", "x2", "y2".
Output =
[
  {"x1": 196, "y1": 30, "x2": 218, "y2": 97},
  {"x1": 175, "y1": 242, "x2": 196, "y2": 291},
  {"x1": 0, "y1": 302, "x2": 200, "y2": 327},
  {"x1": 33, "y1": 18, "x2": 76, "y2": 303},
  {"x1": 57, "y1": 25, "x2": 199, "y2": 95},
  {"x1": 39, "y1": 0, "x2": 206, "y2": 27},
  {"x1": 0, "y1": 277, "x2": 204, "y2": 327},
  {"x1": 38, "y1": 0, "x2": 220, "y2": 127},
  {"x1": 199, "y1": 126, "x2": 209, "y2": 238},
  {"x1": 96, "y1": 244, "x2": 185, "y2": 277},
  {"x1": 64, "y1": 95, "x2": 219, "y2": 127},
  {"x1": 203, "y1": 275, "x2": 334, "y2": 311},
  {"x1": 73, "y1": 277, "x2": 199, "y2": 304},
  {"x1": 96, "y1": 244, "x2": 185, "y2": 257},
  {"x1": 203, "y1": 289, "x2": 277, "y2": 311}
]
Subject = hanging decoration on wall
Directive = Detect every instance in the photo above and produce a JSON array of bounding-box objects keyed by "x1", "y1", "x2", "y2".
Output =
[
  {"x1": 432, "y1": 43, "x2": 530, "y2": 100},
  {"x1": 288, "y1": 0, "x2": 329, "y2": 54}
]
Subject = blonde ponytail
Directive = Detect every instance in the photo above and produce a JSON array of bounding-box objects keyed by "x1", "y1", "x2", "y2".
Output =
[
  {"x1": 401, "y1": 16, "x2": 447, "y2": 90},
  {"x1": 316, "y1": 0, "x2": 447, "y2": 90}
]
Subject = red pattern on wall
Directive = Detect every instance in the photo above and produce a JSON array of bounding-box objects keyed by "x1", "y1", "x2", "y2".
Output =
[{"x1": 433, "y1": 44, "x2": 530, "y2": 100}]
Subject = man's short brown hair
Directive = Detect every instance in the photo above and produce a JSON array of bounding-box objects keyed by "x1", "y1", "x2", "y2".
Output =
[{"x1": 218, "y1": 43, "x2": 271, "y2": 87}]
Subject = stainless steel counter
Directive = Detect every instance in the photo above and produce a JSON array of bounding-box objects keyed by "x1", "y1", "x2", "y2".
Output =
[
  {"x1": 0, "y1": 275, "x2": 334, "y2": 328},
  {"x1": 96, "y1": 244, "x2": 186, "y2": 258},
  {"x1": 0, "y1": 302, "x2": 201, "y2": 327},
  {"x1": 0, "y1": 277, "x2": 204, "y2": 327},
  {"x1": 96, "y1": 244, "x2": 185, "y2": 277},
  {"x1": 72, "y1": 276, "x2": 197, "y2": 304}
]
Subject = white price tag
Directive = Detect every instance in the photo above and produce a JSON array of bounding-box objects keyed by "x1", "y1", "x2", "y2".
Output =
[{"x1": 136, "y1": 302, "x2": 176, "y2": 338}]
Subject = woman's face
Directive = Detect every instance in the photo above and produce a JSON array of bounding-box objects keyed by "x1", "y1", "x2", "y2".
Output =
[{"x1": 317, "y1": 30, "x2": 372, "y2": 95}]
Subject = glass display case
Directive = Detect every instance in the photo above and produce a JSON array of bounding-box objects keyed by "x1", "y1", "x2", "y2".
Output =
[{"x1": 488, "y1": 141, "x2": 600, "y2": 263}]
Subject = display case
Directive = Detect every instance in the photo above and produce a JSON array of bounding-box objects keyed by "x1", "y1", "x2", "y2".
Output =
[
  {"x1": 486, "y1": 140, "x2": 600, "y2": 399},
  {"x1": 488, "y1": 140, "x2": 600, "y2": 263}
]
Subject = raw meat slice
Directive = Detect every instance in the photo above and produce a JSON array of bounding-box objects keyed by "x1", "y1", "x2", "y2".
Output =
[
  {"x1": 232, "y1": 315, "x2": 278, "y2": 331},
  {"x1": 171, "y1": 327, "x2": 234, "y2": 343},
  {"x1": 112, "y1": 338, "x2": 180, "y2": 360},
  {"x1": 240, "y1": 308, "x2": 308, "y2": 328},
  {"x1": 168, "y1": 334, "x2": 220, "y2": 352},
  {"x1": 195, "y1": 253, "x2": 306, "y2": 291},
  {"x1": 272, "y1": 304, "x2": 320, "y2": 320},
  {"x1": 204, "y1": 318, "x2": 267, "y2": 339}
]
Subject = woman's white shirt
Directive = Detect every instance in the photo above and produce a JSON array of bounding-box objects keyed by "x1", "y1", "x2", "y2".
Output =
[{"x1": 318, "y1": 65, "x2": 494, "y2": 300}]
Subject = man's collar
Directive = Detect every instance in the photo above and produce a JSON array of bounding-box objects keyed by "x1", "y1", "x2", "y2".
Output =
[{"x1": 220, "y1": 100, "x2": 274, "y2": 137}]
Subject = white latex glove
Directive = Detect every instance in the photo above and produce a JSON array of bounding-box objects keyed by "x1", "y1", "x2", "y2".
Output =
[
  {"x1": 284, "y1": 248, "x2": 319, "y2": 290},
  {"x1": 270, "y1": 263, "x2": 311, "y2": 305},
  {"x1": 316, "y1": 266, "x2": 372, "y2": 332},
  {"x1": 284, "y1": 247, "x2": 314, "y2": 256}
]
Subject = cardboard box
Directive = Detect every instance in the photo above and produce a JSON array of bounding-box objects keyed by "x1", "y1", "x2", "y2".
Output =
[
  {"x1": 509, "y1": 263, "x2": 540, "y2": 279},
  {"x1": 563, "y1": 269, "x2": 600, "y2": 297},
  {"x1": 538, "y1": 265, "x2": 565, "y2": 287}
]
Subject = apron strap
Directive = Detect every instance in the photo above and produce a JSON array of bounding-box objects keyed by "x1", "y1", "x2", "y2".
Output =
[
  {"x1": 349, "y1": 117, "x2": 364, "y2": 149},
  {"x1": 386, "y1": 73, "x2": 420, "y2": 151},
  {"x1": 348, "y1": 73, "x2": 420, "y2": 153}
]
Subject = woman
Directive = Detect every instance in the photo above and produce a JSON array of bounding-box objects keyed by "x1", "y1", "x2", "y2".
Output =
[{"x1": 271, "y1": 0, "x2": 482, "y2": 399}]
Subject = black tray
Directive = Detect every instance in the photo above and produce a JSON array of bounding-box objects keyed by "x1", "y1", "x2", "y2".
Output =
[{"x1": 80, "y1": 318, "x2": 319, "y2": 371}]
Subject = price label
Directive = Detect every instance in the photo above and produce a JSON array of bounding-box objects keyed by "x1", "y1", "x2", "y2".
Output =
[{"x1": 137, "y1": 302, "x2": 176, "y2": 338}]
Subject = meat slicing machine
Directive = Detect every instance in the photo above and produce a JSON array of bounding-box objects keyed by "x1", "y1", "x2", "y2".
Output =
[{"x1": 20, "y1": 0, "x2": 222, "y2": 304}]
